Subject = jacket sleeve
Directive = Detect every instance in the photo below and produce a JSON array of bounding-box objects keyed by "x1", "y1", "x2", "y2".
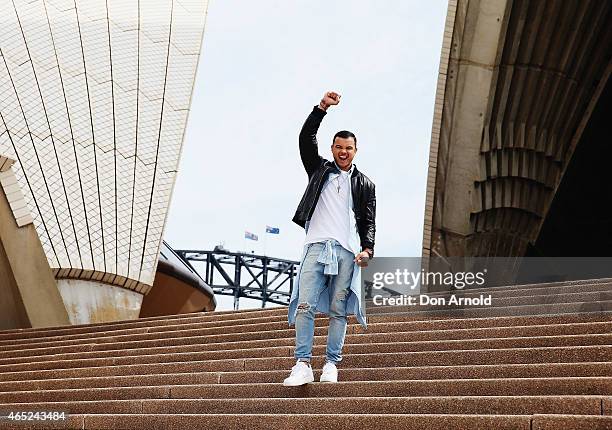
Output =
[
  {"x1": 299, "y1": 106, "x2": 327, "y2": 177},
  {"x1": 362, "y1": 184, "x2": 376, "y2": 256}
]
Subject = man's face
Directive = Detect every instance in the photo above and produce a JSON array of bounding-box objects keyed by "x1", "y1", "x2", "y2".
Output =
[{"x1": 331, "y1": 137, "x2": 357, "y2": 171}]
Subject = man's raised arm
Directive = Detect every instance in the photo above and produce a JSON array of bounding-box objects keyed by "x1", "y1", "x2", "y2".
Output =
[{"x1": 298, "y1": 91, "x2": 341, "y2": 177}]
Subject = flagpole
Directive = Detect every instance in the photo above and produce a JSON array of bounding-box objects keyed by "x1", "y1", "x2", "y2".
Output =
[{"x1": 263, "y1": 231, "x2": 267, "y2": 256}]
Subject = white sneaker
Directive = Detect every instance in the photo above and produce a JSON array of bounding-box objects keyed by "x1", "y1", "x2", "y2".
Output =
[
  {"x1": 283, "y1": 360, "x2": 314, "y2": 386},
  {"x1": 319, "y1": 361, "x2": 338, "y2": 383}
]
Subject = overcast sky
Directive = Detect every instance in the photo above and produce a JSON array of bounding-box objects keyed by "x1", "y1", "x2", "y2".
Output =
[{"x1": 164, "y1": 0, "x2": 448, "y2": 308}]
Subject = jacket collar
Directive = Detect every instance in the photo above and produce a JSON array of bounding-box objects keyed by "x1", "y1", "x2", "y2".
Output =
[{"x1": 329, "y1": 160, "x2": 359, "y2": 178}]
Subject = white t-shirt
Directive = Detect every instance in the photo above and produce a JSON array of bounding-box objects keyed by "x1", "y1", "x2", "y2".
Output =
[{"x1": 304, "y1": 165, "x2": 358, "y2": 254}]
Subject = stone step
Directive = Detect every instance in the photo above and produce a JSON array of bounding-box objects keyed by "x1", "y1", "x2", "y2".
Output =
[
  {"x1": 4, "y1": 413, "x2": 612, "y2": 430},
  {"x1": 0, "y1": 281, "x2": 609, "y2": 343},
  {"x1": 0, "y1": 343, "x2": 608, "y2": 376},
  {"x1": 173, "y1": 377, "x2": 612, "y2": 399},
  {"x1": 241, "y1": 346, "x2": 612, "y2": 371},
  {"x1": 0, "y1": 377, "x2": 609, "y2": 403},
  {"x1": 604, "y1": 398, "x2": 612, "y2": 414},
  {"x1": 0, "y1": 396, "x2": 606, "y2": 416},
  {"x1": 216, "y1": 362, "x2": 612, "y2": 385},
  {"x1": 532, "y1": 415, "x2": 612, "y2": 430},
  {"x1": 0, "y1": 362, "x2": 609, "y2": 392},
  {"x1": 364, "y1": 281, "x2": 612, "y2": 304},
  {"x1": 1, "y1": 277, "x2": 608, "y2": 336},
  {"x1": 0, "y1": 278, "x2": 608, "y2": 430},
  {"x1": 0, "y1": 332, "x2": 609, "y2": 368},
  {"x1": 366, "y1": 289, "x2": 612, "y2": 312},
  {"x1": 367, "y1": 299, "x2": 612, "y2": 316},
  {"x1": 1, "y1": 320, "x2": 609, "y2": 359},
  {"x1": 0, "y1": 303, "x2": 609, "y2": 352},
  {"x1": 0, "y1": 333, "x2": 609, "y2": 374},
  {"x1": 0, "y1": 413, "x2": 528, "y2": 430},
  {"x1": 0, "y1": 313, "x2": 448, "y2": 351},
  {"x1": 418, "y1": 277, "x2": 612, "y2": 293},
  {"x1": 108, "y1": 396, "x2": 612, "y2": 416},
  {"x1": 1, "y1": 345, "x2": 609, "y2": 383}
]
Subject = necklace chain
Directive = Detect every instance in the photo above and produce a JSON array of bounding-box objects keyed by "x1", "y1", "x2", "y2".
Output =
[{"x1": 335, "y1": 173, "x2": 350, "y2": 194}]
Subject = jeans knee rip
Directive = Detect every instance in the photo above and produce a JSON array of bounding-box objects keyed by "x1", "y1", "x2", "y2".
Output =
[
  {"x1": 297, "y1": 303, "x2": 311, "y2": 312},
  {"x1": 335, "y1": 289, "x2": 348, "y2": 301}
]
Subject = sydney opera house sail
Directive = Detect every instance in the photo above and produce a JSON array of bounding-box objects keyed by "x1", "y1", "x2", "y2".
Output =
[{"x1": 0, "y1": 0, "x2": 207, "y2": 293}]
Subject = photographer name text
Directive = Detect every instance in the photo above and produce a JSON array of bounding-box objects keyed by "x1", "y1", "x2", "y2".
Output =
[{"x1": 372, "y1": 294, "x2": 492, "y2": 307}]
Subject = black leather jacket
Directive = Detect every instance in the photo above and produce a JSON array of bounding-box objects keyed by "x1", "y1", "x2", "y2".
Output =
[{"x1": 292, "y1": 106, "x2": 376, "y2": 256}]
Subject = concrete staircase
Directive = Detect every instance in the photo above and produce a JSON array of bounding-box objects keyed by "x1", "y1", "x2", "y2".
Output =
[{"x1": 0, "y1": 279, "x2": 610, "y2": 429}]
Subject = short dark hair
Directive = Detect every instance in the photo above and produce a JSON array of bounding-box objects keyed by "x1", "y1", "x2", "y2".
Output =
[{"x1": 333, "y1": 130, "x2": 357, "y2": 146}]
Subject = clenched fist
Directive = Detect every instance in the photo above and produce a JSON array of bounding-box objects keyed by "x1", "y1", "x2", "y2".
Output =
[
  {"x1": 354, "y1": 251, "x2": 370, "y2": 267},
  {"x1": 319, "y1": 91, "x2": 341, "y2": 111}
]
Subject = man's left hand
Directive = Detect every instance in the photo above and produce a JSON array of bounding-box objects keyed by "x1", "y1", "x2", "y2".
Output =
[{"x1": 354, "y1": 251, "x2": 370, "y2": 267}]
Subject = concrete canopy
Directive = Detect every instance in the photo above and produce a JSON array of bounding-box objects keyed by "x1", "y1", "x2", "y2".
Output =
[{"x1": 423, "y1": 0, "x2": 612, "y2": 258}]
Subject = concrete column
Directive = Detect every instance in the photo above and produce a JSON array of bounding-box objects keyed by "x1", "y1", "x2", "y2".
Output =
[
  {"x1": 424, "y1": 0, "x2": 510, "y2": 257},
  {"x1": 0, "y1": 182, "x2": 70, "y2": 329}
]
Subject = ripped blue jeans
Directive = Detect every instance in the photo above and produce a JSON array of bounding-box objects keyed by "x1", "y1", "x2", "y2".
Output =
[{"x1": 295, "y1": 240, "x2": 354, "y2": 364}]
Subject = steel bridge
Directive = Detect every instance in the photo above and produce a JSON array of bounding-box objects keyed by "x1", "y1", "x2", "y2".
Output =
[
  {"x1": 174, "y1": 247, "x2": 390, "y2": 310},
  {"x1": 175, "y1": 248, "x2": 301, "y2": 310}
]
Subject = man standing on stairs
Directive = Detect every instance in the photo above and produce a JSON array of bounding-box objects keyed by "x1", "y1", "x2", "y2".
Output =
[{"x1": 283, "y1": 91, "x2": 376, "y2": 386}]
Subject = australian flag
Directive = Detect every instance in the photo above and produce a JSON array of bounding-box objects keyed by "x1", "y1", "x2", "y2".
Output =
[
  {"x1": 266, "y1": 226, "x2": 280, "y2": 234},
  {"x1": 245, "y1": 231, "x2": 258, "y2": 241}
]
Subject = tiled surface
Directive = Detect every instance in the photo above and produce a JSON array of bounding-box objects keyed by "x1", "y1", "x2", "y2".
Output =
[
  {"x1": 0, "y1": 0, "x2": 208, "y2": 288},
  {"x1": 0, "y1": 155, "x2": 33, "y2": 227}
]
